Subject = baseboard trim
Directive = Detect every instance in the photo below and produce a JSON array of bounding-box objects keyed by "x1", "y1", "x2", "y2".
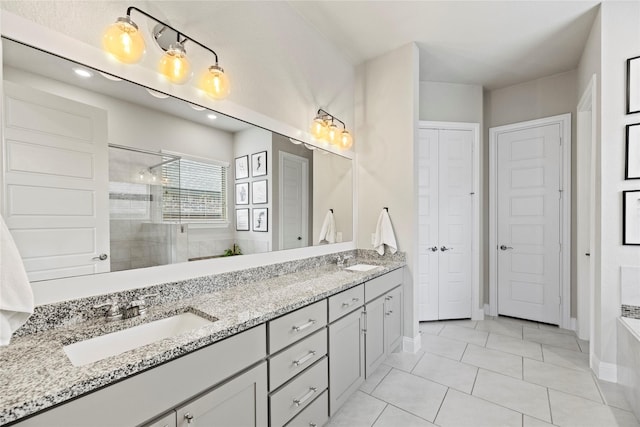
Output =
[
  {"x1": 403, "y1": 334, "x2": 421, "y2": 354},
  {"x1": 484, "y1": 304, "x2": 490, "y2": 316},
  {"x1": 592, "y1": 353, "x2": 618, "y2": 382},
  {"x1": 570, "y1": 317, "x2": 577, "y2": 331},
  {"x1": 472, "y1": 308, "x2": 485, "y2": 321}
]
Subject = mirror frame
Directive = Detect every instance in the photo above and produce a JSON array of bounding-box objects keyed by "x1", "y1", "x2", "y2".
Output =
[{"x1": 0, "y1": 10, "x2": 357, "y2": 305}]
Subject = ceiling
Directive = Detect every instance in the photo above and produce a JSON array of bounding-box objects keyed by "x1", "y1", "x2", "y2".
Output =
[{"x1": 288, "y1": 1, "x2": 600, "y2": 90}]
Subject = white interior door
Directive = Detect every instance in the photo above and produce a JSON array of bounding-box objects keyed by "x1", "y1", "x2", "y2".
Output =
[
  {"x1": 279, "y1": 151, "x2": 308, "y2": 250},
  {"x1": 438, "y1": 130, "x2": 473, "y2": 319},
  {"x1": 497, "y1": 123, "x2": 561, "y2": 324},
  {"x1": 576, "y1": 108, "x2": 592, "y2": 339},
  {"x1": 417, "y1": 127, "x2": 473, "y2": 320},
  {"x1": 417, "y1": 128, "x2": 439, "y2": 320},
  {"x1": 2, "y1": 82, "x2": 109, "y2": 281}
]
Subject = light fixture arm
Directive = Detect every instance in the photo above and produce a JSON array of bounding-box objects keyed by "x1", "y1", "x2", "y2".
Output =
[
  {"x1": 125, "y1": 6, "x2": 219, "y2": 65},
  {"x1": 317, "y1": 108, "x2": 346, "y2": 130}
]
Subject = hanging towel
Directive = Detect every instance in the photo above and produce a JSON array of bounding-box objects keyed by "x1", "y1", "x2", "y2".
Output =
[
  {"x1": 373, "y1": 209, "x2": 398, "y2": 255},
  {"x1": 0, "y1": 215, "x2": 33, "y2": 346},
  {"x1": 318, "y1": 210, "x2": 336, "y2": 244}
]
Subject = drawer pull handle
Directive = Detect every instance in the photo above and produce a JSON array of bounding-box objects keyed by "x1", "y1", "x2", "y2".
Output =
[
  {"x1": 292, "y1": 319, "x2": 316, "y2": 332},
  {"x1": 341, "y1": 297, "x2": 360, "y2": 308},
  {"x1": 293, "y1": 387, "x2": 317, "y2": 407},
  {"x1": 293, "y1": 350, "x2": 317, "y2": 367},
  {"x1": 184, "y1": 413, "x2": 194, "y2": 424}
]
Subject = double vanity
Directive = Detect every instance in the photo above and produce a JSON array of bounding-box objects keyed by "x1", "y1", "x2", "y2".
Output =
[{"x1": 0, "y1": 251, "x2": 405, "y2": 426}]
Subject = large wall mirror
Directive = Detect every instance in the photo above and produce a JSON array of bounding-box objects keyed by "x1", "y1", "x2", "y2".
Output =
[{"x1": 1, "y1": 37, "x2": 353, "y2": 283}]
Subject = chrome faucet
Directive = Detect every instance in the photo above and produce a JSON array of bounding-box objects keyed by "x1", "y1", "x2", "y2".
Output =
[
  {"x1": 93, "y1": 293, "x2": 158, "y2": 321},
  {"x1": 124, "y1": 293, "x2": 158, "y2": 319},
  {"x1": 335, "y1": 254, "x2": 353, "y2": 267},
  {"x1": 93, "y1": 299, "x2": 123, "y2": 322}
]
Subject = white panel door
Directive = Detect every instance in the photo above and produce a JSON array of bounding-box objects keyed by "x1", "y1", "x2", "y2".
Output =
[
  {"x1": 417, "y1": 128, "x2": 439, "y2": 321},
  {"x1": 2, "y1": 82, "x2": 109, "y2": 280},
  {"x1": 497, "y1": 123, "x2": 561, "y2": 324},
  {"x1": 417, "y1": 127, "x2": 473, "y2": 320},
  {"x1": 438, "y1": 130, "x2": 473, "y2": 319},
  {"x1": 279, "y1": 152, "x2": 308, "y2": 250}
]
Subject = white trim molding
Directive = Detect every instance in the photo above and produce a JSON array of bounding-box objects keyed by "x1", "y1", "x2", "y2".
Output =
[
  {"x1": 402, "y1": 334, "x2": 422, "y2": 354},
  {"x1": 417, "y1": 121, "x2": 481, "y2": 322},
  {"x1": 592, "y1": 352, "x2": 618, "y2": 383},
  {"x1": 489, "y1": 113, "x2": 572, "y2": 329}
]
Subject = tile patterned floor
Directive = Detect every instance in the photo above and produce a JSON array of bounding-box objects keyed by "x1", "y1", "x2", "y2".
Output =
[{"x1": 327, "y1": 316, "x2": 639, "y2": 427}]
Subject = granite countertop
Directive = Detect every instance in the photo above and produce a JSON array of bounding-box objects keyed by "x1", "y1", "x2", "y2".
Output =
[{"x1": 0, "y1": 258, "x2": 404, "y2": 425}]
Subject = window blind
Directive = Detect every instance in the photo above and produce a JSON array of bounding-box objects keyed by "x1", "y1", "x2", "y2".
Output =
[{"x1": 162, "y1": 158, "x2": 227, "y2": 221}]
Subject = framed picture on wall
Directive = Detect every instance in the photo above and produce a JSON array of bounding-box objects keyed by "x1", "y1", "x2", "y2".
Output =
[
  {"x1": 253, "y1": 208, "x2": 268, "y2": 232},
  {"x1": 623, "y1": 190, "x2": 640, "y2": 245},
  {"x1": 627, "y1": 56, "x2": 640, "y2": 114},
  {"x1": 626, "y1": 123, "x2": 640, "y2": 179},
  {"x1": 236, "y1": 209, "x2": 249, "y2": 231},
  {"x1": 252, "y1": 180, "x2": 268, "y2": 204},
  {"x1": 251, "y1": 151, "x2": 267, "y2": 177},
  {"x1": 235, "y1": 155, "x2": 249, "y2": 180},
  {"x1": 235, "y1": 182, "x2": 249, "y2": 205}
]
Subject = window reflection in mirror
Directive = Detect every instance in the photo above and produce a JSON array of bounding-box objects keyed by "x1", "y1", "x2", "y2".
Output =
[{"x1": 0, "y1": 37, "x2": 353, "y2": 282}]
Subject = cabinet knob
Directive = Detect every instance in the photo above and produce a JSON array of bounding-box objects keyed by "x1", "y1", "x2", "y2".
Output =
[
  {"x1": 184, "y1": 413, "x2": 194, "y2": 424},
  {"x1": 429, "y1": 246, "x2": 438, "y2": 252}
]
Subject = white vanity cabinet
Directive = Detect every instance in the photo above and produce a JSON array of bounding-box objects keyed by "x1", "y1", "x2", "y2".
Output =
[
  {"x1": 364, "y1": 268, "x2": 404, "y2": 378},
  {"x1": 267, "y1": 300, "x2": 329, "y2": 427},
  {"x1": 16, "y1": 325, "x2": 267, "y2": 427},
  {"x1": 175, "y1": 362, "x2": 267, "y2": 427}
]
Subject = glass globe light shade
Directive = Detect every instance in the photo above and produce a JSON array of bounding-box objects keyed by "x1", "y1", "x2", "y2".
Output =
[
  {"x1": 327, "y1": 123, "x2": 339, "y2": 145},
  {"x1": 102, "y1": 16, "x2": 145, "y2": 64},
  {"x1": 310, "y1": 117, "x2": 328, "y2": 140},
  {"x1": 339, "y1": 130, "x2": 353, "y2": 150},
  {"x1": 158, "y1": 43, "x2": 191, "y2": 84},
  {"x1": 199, "y1": 65, "x2": 231, "y2": 100}
]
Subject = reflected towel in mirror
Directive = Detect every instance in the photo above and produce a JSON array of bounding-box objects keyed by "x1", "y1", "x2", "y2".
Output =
[
  {"x1": 373, "y1": 209, "x2": 397, "y2": 255},
  {"x1": 318, "y1": 210, "x2": 336, "y2": 244},
  {"x1": 0, "y1": 214, "x2": 34, "y2": 345}
]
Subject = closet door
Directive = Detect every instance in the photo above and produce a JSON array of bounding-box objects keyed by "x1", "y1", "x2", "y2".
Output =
[
  {"x1": 417, "y1": 128, "x2": 440, "y2": 321},
  {"x1": 437, "y1": 130, "x2": 473, "y2": 319}
]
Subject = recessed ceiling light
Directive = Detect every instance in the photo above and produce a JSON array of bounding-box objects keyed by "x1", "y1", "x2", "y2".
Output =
[
  {"x1": 73, "y1": 68, "x2": 93, "y2": 78},
  {"x1": 146, "y1": 88, "x2": 169, "y2": 99},
  {"x1": 207, "y1": 114, "x2": 217, "y2": 120},
  {"x1": 99, "y1": 72, "x2": 122, "y2": 81},
  {"x1": 189, "y1": 103, "x2": 206, "y2": 111}
]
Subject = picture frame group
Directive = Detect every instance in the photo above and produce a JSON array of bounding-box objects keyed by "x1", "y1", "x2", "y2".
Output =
[{"x1": 235, "y1": 208, "x2": 269, "y2": 232}]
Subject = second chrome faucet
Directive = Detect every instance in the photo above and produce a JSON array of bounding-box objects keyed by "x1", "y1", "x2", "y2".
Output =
[{"x1": 93, "y1": 293, "x2": 158, "y2": 322}]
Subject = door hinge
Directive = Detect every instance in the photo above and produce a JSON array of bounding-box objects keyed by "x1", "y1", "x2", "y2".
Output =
[{"x1": 558, "y1": 295, "x2": 562, "y2": 305}]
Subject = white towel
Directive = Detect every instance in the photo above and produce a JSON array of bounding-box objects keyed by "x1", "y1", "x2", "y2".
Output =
[
  {"x1": 318, "y1": 210, "x2": 336, "y2": 244},
  {"x1": 373, "y1": 209, "x2": 397, "y2": 255},
  {"x1": 0, "y1": 215, "x2": 33, "y2": 346}
]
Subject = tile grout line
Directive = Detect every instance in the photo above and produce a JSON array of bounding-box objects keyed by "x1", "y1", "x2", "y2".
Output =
[
  {"x1": 432, "y1": 386, "x2": 450, "y2": 424},
  {"x1": 369, "y1": 402, "x2": 388, "y2": 427},
  {"x1": 547, "y1": 387, "x2": 554, "y2": 426}
]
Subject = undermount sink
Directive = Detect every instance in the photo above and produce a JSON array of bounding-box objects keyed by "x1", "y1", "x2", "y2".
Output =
[
  {"x1": 344, "y1": 264, "x2": 381, "y2": 272},
  {"x1": 63, "y1": 312, "x2": 214, "y2": 367}
]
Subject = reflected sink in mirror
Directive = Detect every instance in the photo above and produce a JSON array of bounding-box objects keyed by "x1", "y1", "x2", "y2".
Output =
[
  {"x1": 63, "y1": 312, "x2": 215, "y2": 367},
  {"x1": 344, "y1": 264, "x2": 381, "y2": 272}
]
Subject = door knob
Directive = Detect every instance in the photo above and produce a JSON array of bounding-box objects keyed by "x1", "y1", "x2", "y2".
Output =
[
  {"x1": 297, "y1": 236, "x2": 302, "y2": 241},
  {"x1": 499, "y1": 245, "x2": 514, "y2": 251},
  {"x1": 429, "y1": 246, "x2": 438, "y2": 252},
  {"x1": 440, "y1": 246, "x2": 452, "y2": 251},
  {"x1": 92, "y1": 253, "x2": 108, "y2": 261}
]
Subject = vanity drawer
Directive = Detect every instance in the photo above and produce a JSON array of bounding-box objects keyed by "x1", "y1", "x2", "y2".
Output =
[
  {"x1": 284, "y1": 389, "x2": 328, "y2": 427},
  {"x1": 365, "y1": 268, "x2": 403, "y2": 303},
  {"x1": 328, "y1": 284, "x2": 364, "y2": 322},
  {"x1": 269, "y1": 300, "x2": 327, "y2": 353},
  {"x1": 270, "y1": 357, "x2": 328, "y2": 427},
  {"x1": 269, "y1": 328, "x2": 327, "y2": 391}
]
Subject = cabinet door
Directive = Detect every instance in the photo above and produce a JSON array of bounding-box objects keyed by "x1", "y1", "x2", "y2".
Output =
[
  {"x1": 329, "y1": 308, "x2": 365, "y2": 415},
  {"x1": 384, "y1": 287, "x2": 403, "y2": 355},
  {"x1": 176, "y1": 362, "x2": 267, "y2": 427},
  {"x1": 364, "y1": 296, "x2": 385, "y2": 378}
]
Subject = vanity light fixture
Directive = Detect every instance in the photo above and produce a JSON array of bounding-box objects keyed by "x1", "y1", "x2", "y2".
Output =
[
  {"x1": 103, "y1": 6, "x2": 230, "y2": 97},
  {"x1": 310, "y1": 109, "x2": 353, "y2": 150}
]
